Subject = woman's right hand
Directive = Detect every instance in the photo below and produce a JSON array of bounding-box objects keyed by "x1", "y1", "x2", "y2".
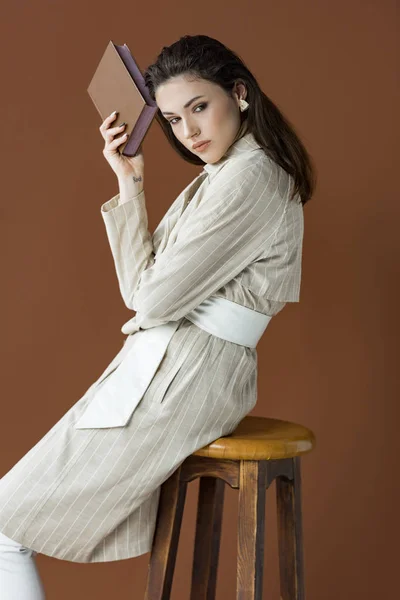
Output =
[{"x1": 100, "y1": 111, "x2": 144, "y2": 183}]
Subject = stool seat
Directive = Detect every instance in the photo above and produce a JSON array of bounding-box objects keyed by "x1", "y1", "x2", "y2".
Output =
[{"x1": 193, "y1": 415, "x2": 316, "y2": 461}]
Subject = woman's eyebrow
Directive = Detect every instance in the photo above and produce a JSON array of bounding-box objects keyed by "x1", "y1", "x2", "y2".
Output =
[{"x1": 161, "y1": 95, "x2": 206, "y2": 116}]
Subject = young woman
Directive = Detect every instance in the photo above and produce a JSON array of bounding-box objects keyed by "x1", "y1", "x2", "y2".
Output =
[{"x1": 0, "y1": 34, "x2": 316, "y2": 597}]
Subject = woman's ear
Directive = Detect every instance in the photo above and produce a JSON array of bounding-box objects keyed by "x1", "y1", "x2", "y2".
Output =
[{"x1": 233, "y1": 81, "x2": 247, "y2": 105}]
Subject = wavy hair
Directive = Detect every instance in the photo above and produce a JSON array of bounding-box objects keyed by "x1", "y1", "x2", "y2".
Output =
[{"x1": 143, "y1": 34, "x2": 317, "y2": 206}]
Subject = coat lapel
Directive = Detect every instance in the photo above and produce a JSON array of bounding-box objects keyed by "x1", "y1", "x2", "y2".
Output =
[
  {"x1": 152, "y1": 171, "x2": 208, "y2": 255},
  {"x1": 152, "y1": 130, "x2": 263, "y2": 256}
]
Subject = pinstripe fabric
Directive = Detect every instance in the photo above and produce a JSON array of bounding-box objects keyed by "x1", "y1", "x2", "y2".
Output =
[{"x1": 0, "y1": 132, "x2": 304, "y2": 563}]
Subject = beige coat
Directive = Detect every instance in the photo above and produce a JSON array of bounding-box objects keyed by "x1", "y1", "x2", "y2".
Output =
[{"x1": 0, "y1": 131, "x2": 304, "y2": 563}]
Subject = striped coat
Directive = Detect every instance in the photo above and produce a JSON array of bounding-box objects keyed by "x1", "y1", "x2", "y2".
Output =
[{"x1": 0, "y1": 132, "x2": 304, "y2": 563}]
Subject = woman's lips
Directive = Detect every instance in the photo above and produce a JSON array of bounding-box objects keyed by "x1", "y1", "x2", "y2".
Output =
[{"x1": 195, "y1": 141, "x2": 211, "y2": 152}]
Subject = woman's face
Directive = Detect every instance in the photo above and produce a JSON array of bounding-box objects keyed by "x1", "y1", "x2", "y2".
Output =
[{"x1": 155, "y1": 75, "x2": 246, "y2": 164}]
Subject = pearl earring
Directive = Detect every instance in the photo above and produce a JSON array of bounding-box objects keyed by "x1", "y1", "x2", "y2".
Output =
[{"x1": 239, "y1": 98, "x2": 249, "y2": 112}]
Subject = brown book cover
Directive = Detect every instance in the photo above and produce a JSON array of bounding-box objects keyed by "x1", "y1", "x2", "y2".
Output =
[{"x1": 87, "y1": 40, "x2": 158, "y2": 156}]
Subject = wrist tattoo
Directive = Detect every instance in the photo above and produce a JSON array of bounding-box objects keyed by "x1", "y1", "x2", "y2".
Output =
[{"x1": 132, "y1": 175, "x2": 143, "y2": 184}]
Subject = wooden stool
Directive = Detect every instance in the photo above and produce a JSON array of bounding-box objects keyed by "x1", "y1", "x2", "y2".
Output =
[{"x1": 144, "y1": 415, "x2": 316, "y2": 600}]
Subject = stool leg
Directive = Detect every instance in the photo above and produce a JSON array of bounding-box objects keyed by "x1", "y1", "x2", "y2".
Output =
[
  {"x1": 190, "y1": 477, "x2": 225, "y2": 600},
  {"x1": 276, "y1": 456, "x2": 306, "y2": 600},
  {"x1": 145, "y1": 466, "x2": 187, "y2": 600},
  {"x1": 237, "y1": 460, "x2": 268, "y2": 600}
]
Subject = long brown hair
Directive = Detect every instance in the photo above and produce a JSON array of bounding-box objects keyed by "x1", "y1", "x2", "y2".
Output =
[{"x1": 144, "y1": 35, "x2": 317, "y2": 206}]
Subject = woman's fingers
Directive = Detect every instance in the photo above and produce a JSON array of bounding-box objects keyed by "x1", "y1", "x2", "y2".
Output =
[
  {"x1": 108, "y1": 132, "x2": 127, "y2": 150},
  {"x1": 99, "y1": 112, "x2": 125, "y2": 141},
  {"x1": 103, "y1": 124, "x2": 126, "y2": 145},
  {"x1": 99, "y1": 111, "x2": 129, "y2": 152},
  {"x1": 99, "y1": 111, "x2": 116, "y2": 132},
  {"x1": 99, "y1": 111, "x2": 140, "y2": 180},
  {"x1": 102, "y1": 132, "x2": 127, "y2": 154},
  {"x1": 103, "y1": 129, "x2": 128, "y2": 154}
]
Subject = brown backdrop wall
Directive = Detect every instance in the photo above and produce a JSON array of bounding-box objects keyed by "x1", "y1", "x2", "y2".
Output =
[{"x1": 0, "y1": 1, "x2": 397, "y2": 598}]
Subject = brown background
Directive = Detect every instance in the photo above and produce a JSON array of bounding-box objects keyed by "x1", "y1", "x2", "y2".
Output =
[{"x1": 0, "y1": 1, "x2": 397, "y2": 598}]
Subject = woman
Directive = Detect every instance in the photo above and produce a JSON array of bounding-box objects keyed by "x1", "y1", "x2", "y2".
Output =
[{"x1": 0, "y1": 34, "x2": 316, "y2": 597}]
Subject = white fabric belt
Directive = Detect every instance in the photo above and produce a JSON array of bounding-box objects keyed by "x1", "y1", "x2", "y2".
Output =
[
  {"x1": 74, "y1": 296, "x2": 272, "y2": 430},
  {"x1": 184, "y1": 296, "x2": 271, "y2": 348}
]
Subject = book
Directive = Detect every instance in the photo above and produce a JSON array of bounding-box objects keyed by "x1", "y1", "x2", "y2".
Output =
[{"x1": 87, "y1": 40, "x2": 158, "y2": 156}]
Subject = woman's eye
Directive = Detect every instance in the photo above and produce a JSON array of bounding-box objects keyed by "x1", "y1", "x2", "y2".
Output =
[{"x1": 168, "y1": 103, "x2": 207, "y2": 125}]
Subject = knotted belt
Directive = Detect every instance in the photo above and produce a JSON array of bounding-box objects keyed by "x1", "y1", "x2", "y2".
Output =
[{"x1": 74, "y1": 296, "x2": 272, "y2": 429}]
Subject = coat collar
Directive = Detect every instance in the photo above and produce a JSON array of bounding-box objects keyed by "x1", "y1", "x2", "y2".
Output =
[
  {"x1": 201, "y1": 124, "x2": 263, "y2": 178},
  {"x1": 154, "y1": 127, "x2": 263, "y2": 255}
]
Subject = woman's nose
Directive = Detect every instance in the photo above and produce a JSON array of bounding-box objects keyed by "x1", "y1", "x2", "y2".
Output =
[{"x1": 183, "y1": 121, "x2": 199, "y2": 139}]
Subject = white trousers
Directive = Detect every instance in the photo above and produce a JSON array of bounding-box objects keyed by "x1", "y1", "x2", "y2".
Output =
[{"x1": 0, "y1": 531, "x2": 45, "y2": 599}]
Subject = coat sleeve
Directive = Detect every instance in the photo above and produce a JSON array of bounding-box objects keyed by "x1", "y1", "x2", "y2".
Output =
[
  {"x1": 118, "y1": 156, "x2": 291, "y2": 331},
  {"x1": 100, "y1": 174, "x2": 205, "y2": 313},
  {"x1": 100, "y1": 188, "x2": 157, "y2": 309}
]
